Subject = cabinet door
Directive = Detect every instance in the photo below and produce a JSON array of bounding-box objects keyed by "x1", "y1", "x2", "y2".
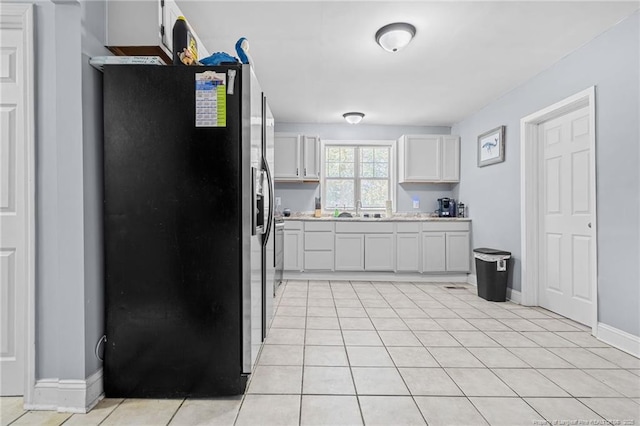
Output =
[
  {"x1": 399, "y1": 135, "x2": 441, "y2": 182},
  {"x1": 422, "y1": 232, "x2": 446, "y2": 272},
  {"x1": 396, "y1": 233, "x2": 420, "y2": 272},
  {"x1": 304, "y1": 251, "x2": 334, "y2": 271},
  {"x1": 446, "y1": 232, "x2": 470, "y2": 272},
  {"x1": 302, "y1": 135, "x2": 320, "y2": 181},
  {"x1": 441, "y1": 136, "x2": 460, "y2": 182},
  {"x1": 274, "y1": 133, "x2": 301, "y2": 181},
  {"x1": 364, "y1": 234, "x2": 395, "y2": 271},
  {"x1": 284, "y1": 230, "x2": 302, "y2": 271},
  {"x1": 334, "y1": 234, "x2": 364, "y2": 271}
]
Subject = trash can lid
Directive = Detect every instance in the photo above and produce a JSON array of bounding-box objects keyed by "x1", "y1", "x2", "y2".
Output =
[{"x1": 473, "y1": 248, "x2": 511, "y2": 256}]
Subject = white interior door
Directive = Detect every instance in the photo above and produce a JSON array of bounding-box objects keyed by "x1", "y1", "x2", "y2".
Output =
[
  {"x1": 1, "y1": 8, "x2": 32, "y2": 396},
  {"x1": 539, "y1": 106, "x2": 593, "y2": 325}
]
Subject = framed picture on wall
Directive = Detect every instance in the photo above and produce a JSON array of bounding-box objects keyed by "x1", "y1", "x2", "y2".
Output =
[{"x1": 477, "y1": 125, "x2": 505, "y2": 167}]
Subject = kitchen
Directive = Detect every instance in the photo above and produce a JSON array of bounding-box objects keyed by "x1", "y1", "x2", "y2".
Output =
[{"x1": 1, "y1": 1, "x2": 639, "y2": 424}]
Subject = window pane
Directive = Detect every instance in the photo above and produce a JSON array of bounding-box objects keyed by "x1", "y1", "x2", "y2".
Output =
[
  {"x1": 326, "y1": 162, "x2": 340, "y2": 177},
  {"x1": 361, "y1": 179, "x2": 388, "y2": 208},
  {"x1": 326, "y1": 147, "x2": 341, "y2": 162},
  {"x1": 339, "y1": 163, "x2": 354, "y2": 177},
  {"x1": 374, "y1": 148, "x2": 389, "y2": 162},
  {"x1": 360, "y1": 148, "x2": 374, "y2": 163},
  {"x1": 326, "y1": 179, "x2": 355, "y2": 209},
  {"x1": 374, "y1": 162, "x2": 388, "y2": 178},
  {"x1": 341, "y1": 147, "x2": 355, "y2": 162},
  {"x1": 361, "y1": 162, "x2": 374, "y2": 178}
]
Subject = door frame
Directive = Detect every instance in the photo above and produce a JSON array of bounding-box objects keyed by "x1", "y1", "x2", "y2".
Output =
[
  {"x1": 520, "y1": 86, "x2": 598, "y2": 335},
  {"x1": 0, "y1": 3, "x2": 36, "y2": 400}
]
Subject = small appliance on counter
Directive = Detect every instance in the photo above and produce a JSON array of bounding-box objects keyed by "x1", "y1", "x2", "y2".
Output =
[
  {"x1": 457, "y1": 202, "x2": 465, "y2": 218},
  {"x1": 437, "y1": 198, "x2": 457, "y2": 217}
]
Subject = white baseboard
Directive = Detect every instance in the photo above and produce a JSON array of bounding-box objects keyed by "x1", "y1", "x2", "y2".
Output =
[
  {"x1": 283, "y1": 272, "x2": 469, "y2": 283},
  {"x1": 506, "y1": 288, "x2": 522, "y2": 304},
  {"x1": 597, "y1": 323, "x2": 640, "y2": 357},
  {"x1": 466, "y1": 274, "x2": 477, "y2": 286},
  {"x1": 25, "y1": 368, "x2": 103, "y2": 413}
]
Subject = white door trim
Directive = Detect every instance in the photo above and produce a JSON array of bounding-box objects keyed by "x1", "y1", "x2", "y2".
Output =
[
  {"x1": 0, "y1": 2, "x2": 35, "y2": 401},
  {"x1": 520, "y1": 86, "x2": 598, "y2": 335}
]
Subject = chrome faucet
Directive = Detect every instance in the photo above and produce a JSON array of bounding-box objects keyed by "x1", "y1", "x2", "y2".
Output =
[{"x1": 355, "y1": 200, "x2": 362, "y2": 217}]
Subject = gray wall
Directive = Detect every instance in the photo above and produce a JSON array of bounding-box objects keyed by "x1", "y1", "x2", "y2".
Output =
[
  {"x1": 80, "y1": 0, "x2": 110, "y2": 377},
  {"x1": 452, "y1": 12, "x2": 639, "y2": 336},
  {"x1": 274, "y1": 123, "x2": 454, "y2": 213},
  {"x1": 32, "y1": 0, "x2": 87, "y2": 380},
  {"x1": 28, "y1": 0, "x2": 108, "y2": 381}
]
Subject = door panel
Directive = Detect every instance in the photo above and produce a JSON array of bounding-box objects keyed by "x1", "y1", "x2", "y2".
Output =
[
  {"x1": 571, "y1": 151, "x2": 590, "y2": 214},
  {"x1": 572, "y1": 236, "x2": 591, "y2": 301},
  {"x1": 545, "y1": 234, "x2": 562, "y2": 293},
  {"x1": 0, "y1": 24, "x2": 28, "y2": 396},
  {"x1": 539, "y1": 106, "x2": 593, "y2": 326}
]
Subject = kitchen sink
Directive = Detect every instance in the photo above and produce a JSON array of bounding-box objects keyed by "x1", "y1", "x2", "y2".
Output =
[{"x1": 337, "y1": 212, "x2": 353, "y2": 218}]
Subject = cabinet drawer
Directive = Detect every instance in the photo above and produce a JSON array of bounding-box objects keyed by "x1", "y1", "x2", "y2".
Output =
[
  {"x1": 396, "y1": 222, "x2": 421, "y2": 233},
  {"x1": 422, "y1": 221, "x2": 470, "y2": 232},
  {"x1": 305, "y1": 232, "x2": 334, "y2": 250},
  {"x1": 285, "y1": 221, "x2": 303, "y2": 231},
  {"x1": 304, "y1": 221, "x2": 334, "y2": 232},
  {"x1": 335, "y1": 222, "x2": 394, "y2": 233},
  {"x1": 304, "y1": 251, "x2": 334, "y2": 271}
]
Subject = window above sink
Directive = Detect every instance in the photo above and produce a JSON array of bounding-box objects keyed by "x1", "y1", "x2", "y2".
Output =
[{"x1": 322, "y1": 140, "x2": 396, "y2": 213}]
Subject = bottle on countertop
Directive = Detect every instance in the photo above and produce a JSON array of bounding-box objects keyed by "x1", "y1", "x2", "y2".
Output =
[{"x1": 172, "y1": 16, "x2": 199, "y2": 65}]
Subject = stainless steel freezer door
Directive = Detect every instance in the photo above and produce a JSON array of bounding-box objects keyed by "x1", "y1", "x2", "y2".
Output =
[
  {"x1": 263, "y1": 97, "x2": 276, "y2": 337},
  {"x1": 242, "y1": 65, "x2": 265, "y2": 374}
]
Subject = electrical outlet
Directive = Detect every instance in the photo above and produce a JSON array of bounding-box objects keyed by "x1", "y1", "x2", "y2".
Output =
[
  {"x1": 413, "y1": 198, "x2": 420, "y2": 209},
  {"x1": 275, "y1": 197, "x2": 281, "y2": 206}
]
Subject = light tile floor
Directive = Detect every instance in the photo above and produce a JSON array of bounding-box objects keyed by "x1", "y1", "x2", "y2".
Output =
[{"x1": 2, "y1": 281, "x2": 639, "y2": 425}]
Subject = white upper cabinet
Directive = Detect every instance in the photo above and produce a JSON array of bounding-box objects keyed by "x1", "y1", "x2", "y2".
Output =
[
  {"x1": 398, "y1": 135, "x2": 460, "y2": 183},
  {"x1": 441, "y1": 136, "x2": 461, "y2": 182},
  {"x1": 106, "y1": 0, "x2": 209, "y2": 64},
  {"x1": 302, "y1": 135, "x2": 321, "y2": 180},
  {"x1": 274, "y1": 133, "x2": 301, "y2": 180},
  {"x1": 274, "y1": 133, "x2": 320, "y2": 182}
]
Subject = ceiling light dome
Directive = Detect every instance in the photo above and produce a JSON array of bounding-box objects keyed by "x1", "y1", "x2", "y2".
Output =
[
  {"x1": 375, "y1": 22, "x2": 416, "y2": 52},
  {"x1": 343, "y1": 112, "x2": 365, "y2": 124}
]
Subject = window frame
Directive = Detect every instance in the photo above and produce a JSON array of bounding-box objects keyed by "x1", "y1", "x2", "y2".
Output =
[{"x1": 321, "y1": 140, "x2": 396, "y2": 213}]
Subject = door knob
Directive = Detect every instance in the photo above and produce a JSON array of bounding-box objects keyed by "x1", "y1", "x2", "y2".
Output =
[{"x1": 588, "y1": 222, "x2": 592, "y2": 228}]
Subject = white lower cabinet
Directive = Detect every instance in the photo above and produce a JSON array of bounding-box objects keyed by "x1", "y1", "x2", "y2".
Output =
[
  {"x1": 335, "y1": 234, "x2": 364, "y2": 271},
  {"x1": 422, "y1": 232, "x2": 446, "y2": 272},
  {"x1": 283, "y1": 220, "x2": 471, "y2": 275},
  {"x1": 304, "y1": 222, "x2": 334, "y2": 271},
  {"x1": 422, "y1": 222, "x2": 471, "y2": 273},
  {"x1": 365, "y1": 234, "x2": 395, "y2": 271},
  {"x1": 446, "y1": 232, "x2": 471, "y2": 272},
  {"x1": 396, "y1": 233, "x2": 421, "y2": 272},
  {"x1": 284, "y1": 221, "x2": 303, "y2": 271}
]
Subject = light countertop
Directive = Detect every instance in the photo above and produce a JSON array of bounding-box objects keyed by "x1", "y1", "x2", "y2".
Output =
[{"x1": 283, "y1": 213, "x2": 471, "y2": 222}]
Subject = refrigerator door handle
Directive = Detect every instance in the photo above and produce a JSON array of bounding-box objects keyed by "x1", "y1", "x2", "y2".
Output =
[
  {"x1": 262, "y1": 95, "x2": 274, "y2": 245},
  {"x1": 263, "y1": 160, "x2": 274, "y2": 244}
]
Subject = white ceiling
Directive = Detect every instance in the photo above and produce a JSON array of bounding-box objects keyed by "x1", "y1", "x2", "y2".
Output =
[{"x1": 177, "y1": 1, "x2": 638, "y2": 126}]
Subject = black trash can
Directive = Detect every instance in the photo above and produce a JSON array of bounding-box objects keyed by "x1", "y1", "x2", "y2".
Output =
[{"x1": 473, "y1": 248, "x2": 511, "y2": 302}]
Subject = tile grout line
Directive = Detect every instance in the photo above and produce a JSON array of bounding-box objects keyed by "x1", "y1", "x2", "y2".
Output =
[
  {"x1": 164, "y1": 398, "x2": 186, "y2": 426},
  {"x1": 336, "y1": 280, "x2": 367, "y2": 426},
  {"x1": 298, "y1": 279, "x2": 310, "y2": 426},
  {"x1": 96, "y1": 398, "x2": 126, "y2": 426}
]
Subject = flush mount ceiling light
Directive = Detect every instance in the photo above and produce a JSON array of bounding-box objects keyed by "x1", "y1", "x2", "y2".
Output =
[
  {"x1": 375, "y1": 22, "x2": 416, "y2": 52},
  {"x1": 343, "y1": 112, "x2": 365, "y2": 124}
]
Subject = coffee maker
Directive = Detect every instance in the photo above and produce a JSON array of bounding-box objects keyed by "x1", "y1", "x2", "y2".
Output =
[{"x1": 437, "y1": 198, "x2": 456, "y2": 217}]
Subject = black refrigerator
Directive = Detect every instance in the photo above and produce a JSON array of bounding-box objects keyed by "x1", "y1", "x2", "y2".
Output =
[{"x1": 102, "y1": 64, "x2": 275, "y2": 397}]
